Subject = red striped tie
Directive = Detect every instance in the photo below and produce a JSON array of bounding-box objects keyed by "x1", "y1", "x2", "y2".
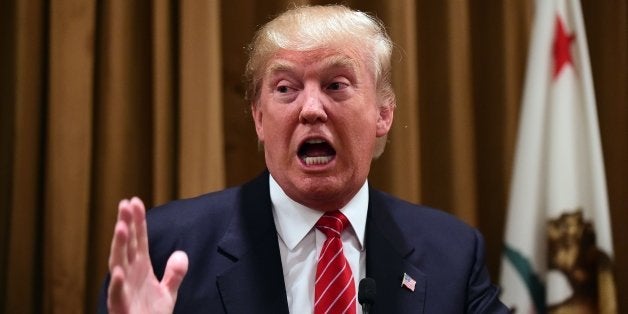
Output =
[{"x1": 314, "y1": 211, "x2": 356, "y2": 314}]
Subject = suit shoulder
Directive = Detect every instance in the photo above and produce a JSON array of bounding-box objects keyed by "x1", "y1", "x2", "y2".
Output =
[
  {"x1": 369, "y1": 189, "x2": 480, "y2": 250},
  {"x1": 145, "y1": 186, "x2": 241, "y2": 236},
  {"x1": 371, "y1": 189, "x2": 473, "y2": 231}
]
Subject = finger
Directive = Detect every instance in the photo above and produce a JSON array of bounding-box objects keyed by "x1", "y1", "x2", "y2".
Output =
[
  {"x1": 117, "y1": 199, "x2": 133, "y2": 224},
  {"x1": 108, "y1": 220, "x2": 129, "y2": 271},
  {"x1": 161, "y1": 251, "x2": 189, "y2": 297},
  {"x1": 117, "y1": 199, "x2": 138, "y2": 264},
  {"x1": 126, "y1": 203, "x2": 138, "y2": 264},
  {"x1": 130, "y1": 197, "x2": 149, "y2": 258},
  {"x1": 108, "y1": 266, "x2": 129, "y2": 312},
  {"x1": 117, "y1": 199, "x2": 134, "y2": 263},
  {"x1": 109, "y1": 200, "x2": 130, "y2": 272}
]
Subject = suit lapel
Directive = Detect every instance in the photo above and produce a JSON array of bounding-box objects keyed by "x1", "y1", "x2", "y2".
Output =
[
  {"x1": 213, "y1": 175, "x2": 427, "y2": 313},
  {"x1": 366, "y1": 190, "x2": 426, "y2": 314},
  {"x1": 216, "y1": 172, "x2": 289, "y2": 314}
]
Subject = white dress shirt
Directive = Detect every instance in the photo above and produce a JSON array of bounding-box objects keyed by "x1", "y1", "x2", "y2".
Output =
[{"x1": 269, "y1": 175, "x2": 368, "y2": 314}]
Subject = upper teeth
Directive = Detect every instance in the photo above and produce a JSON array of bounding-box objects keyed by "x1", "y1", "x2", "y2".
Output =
[{"x1": 306, "y1": 139, "x2": 325, "y2": 144}]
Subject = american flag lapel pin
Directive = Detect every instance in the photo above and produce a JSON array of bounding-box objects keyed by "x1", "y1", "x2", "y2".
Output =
[{"x1": 401, "y1": 272, "x2": 416, "y2": 292}]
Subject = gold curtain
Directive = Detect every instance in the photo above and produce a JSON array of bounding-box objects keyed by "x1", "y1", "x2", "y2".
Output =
[{"x1": 1, "y1": 0, "x2": 626, "y2": 312}]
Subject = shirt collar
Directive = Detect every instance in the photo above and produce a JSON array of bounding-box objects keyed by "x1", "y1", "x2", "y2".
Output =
[{"x1": 269, "y1": 174, "x2": 368, "y2": 251}]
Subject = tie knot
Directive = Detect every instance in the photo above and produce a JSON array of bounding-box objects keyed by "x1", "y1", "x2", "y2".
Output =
[{"x1": 315, "y1": 210, "x2": 349, "y2": 239}]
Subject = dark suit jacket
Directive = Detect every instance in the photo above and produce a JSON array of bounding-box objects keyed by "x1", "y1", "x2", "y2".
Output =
[{"x1": 99, "y1": 172, "x2": 508, "y2": 313}]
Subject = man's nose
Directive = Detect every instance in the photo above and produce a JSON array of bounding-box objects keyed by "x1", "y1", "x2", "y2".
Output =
[{"x1": 299, "y1": 88, "x2": 328, "y2": 124}]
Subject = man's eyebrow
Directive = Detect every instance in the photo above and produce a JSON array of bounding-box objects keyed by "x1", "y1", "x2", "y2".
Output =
[
  {"x1": 265, "y1": 55, "x2": 359, "y2": 77},
  {"x1": 319, "y1": 55, "x2": 359, "y2": 74},
  {"x1": 266, "y1": 60, "x2": 296, "y2": 76}
]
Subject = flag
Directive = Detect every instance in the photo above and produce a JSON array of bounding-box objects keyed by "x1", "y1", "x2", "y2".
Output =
[
  {"x1": 401, "y1": 273, "x2": 416, "y2": 292},
  {"x1": 500, "y1": 0, "x2": 617, "y2": 313}
]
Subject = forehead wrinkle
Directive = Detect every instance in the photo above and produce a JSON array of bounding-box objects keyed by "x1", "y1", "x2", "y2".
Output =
[
  {"x1": 319, "y1": 54, "x2": 358, "y2": 69},
  {"x1": 266, "y1": 59, "x2": 298, "y2": 78},
  {"x1": 265, "y1": 52, "x2": 361, "y2": 79},
  {"x1": 317, "y1": 54, "x2": 360, "y2": 78}
]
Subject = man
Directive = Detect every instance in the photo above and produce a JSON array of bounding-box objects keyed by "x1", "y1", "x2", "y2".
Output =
[{"x1": 100, "y1": 5, "x2": 508, "y2": 313}]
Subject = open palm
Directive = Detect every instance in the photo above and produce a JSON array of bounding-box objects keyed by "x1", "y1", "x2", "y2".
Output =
[{"x1": 107, "y1": 197, "x2": 188, "y2": 314}]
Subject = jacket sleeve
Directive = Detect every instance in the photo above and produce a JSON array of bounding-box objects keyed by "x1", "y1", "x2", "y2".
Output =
[
  {"x1": 466, "y1": 229, "x2": 511, "y2": 313},
  {"x1": 97, "y1": 274, "x2": 110, "y2": 314}
]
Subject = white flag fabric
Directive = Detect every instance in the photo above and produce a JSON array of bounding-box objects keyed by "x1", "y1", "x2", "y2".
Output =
[{"x1": 500, "y1": 0, "x2": 617, "y2": 313}]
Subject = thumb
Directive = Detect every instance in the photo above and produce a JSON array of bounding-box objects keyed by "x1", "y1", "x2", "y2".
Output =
[{"x1": 161, "y1": 250, "x2": 189, "y2": 297}]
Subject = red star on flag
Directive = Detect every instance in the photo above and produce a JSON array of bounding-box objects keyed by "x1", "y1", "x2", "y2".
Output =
[{"x1": 553, "y1": 15, "x2": 575, "y2": 79}]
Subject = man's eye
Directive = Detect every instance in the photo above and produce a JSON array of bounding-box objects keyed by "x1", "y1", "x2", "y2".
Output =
[
  {"x1": 327, "y1": 82, "x2": 347, "y2": 91},
  {"x1": 275, "y1": 85, "x2": 294, "y2": 94},
  {"x1": 327, "y1": 82, "x2": 344, "y2": 90}
]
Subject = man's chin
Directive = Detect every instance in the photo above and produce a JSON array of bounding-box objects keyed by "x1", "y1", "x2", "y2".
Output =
[{"x1": 290, "y1": 181, "x2": 354, "y2": 210}]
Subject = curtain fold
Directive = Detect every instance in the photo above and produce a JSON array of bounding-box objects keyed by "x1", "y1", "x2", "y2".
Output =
[
  {"x1": 151, "y1": 0, "x2": 177, "y2": 206},
  {"x1": 87, "y1": 0, "x2": 154, "y2": 311},
  {"x1": 1, "y1": 0, "x2": 626, "y2": 312},
  {"x1": 374, "y1": 0, "x2": 422, "y2": 204},
  {"x1": 42, "y1": 1, "x2": 97, "y2": 312},
  {"x1": 178, "y1": 0, "x2": 225, "y2": 198},
  {"x1": 2, "y1": 1, "x2": 46, "y2": 313}
]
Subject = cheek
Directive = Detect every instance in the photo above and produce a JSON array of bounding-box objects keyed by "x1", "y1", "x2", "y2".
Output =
[
  {"x1": 356, "y1": 106, "x2": 380, "y2": 132},
  {"x1": 260, "y1": 109, "x2": 295, "y2": 146},
  {"x1": 342, "y1": 114, "x2": 379, "y2": 150}
]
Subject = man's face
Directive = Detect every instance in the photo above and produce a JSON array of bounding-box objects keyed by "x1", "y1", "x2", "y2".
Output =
[{"x1": 252, "y1": 48, "x2": 393, "y2": 211}]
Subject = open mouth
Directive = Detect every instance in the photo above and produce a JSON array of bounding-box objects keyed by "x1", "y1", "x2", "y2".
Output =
[{"x1": 298, "y1": 139, "x2": 336, "y2": 166}]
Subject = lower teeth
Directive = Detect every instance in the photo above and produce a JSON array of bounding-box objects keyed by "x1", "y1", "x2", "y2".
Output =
[{"x1": 304, "y1": 156, "x2": 332, "y2": 165}]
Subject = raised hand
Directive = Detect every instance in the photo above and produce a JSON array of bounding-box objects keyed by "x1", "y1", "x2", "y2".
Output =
[{"x1": 107, "y1": 197, "x2": 189, "y2": 314}]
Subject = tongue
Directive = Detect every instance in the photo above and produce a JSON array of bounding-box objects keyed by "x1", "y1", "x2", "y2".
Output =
[{"x1": 301, "y1": 142, "x2": 335, "y2": 157}]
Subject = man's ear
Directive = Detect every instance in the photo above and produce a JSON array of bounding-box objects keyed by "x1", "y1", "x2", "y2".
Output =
[
  {"x1": 251, "y1": 103, "x2": 264, "y2": 142},
  {"x1": 376, "y1": 104, "x2": 394, "y2": 137}
]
